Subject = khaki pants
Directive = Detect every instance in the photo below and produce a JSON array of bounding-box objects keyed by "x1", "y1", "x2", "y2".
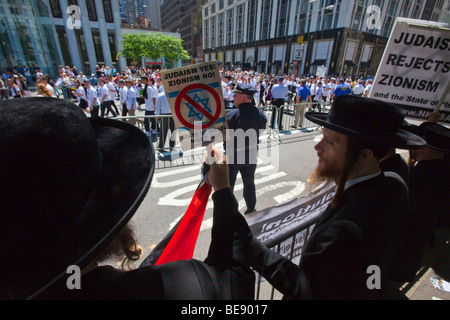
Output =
[
  {"x1": 128, "y1": 108, "x2": 136, "y2": 125},
  {"x1": 294, "y1": 103, "x2": 308, "y2": 127}
]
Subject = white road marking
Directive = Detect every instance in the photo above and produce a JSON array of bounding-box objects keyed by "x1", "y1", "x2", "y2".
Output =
[
  {"x1": 199, "y1": 180, "x2": 306, "y2": 232},
  {"x1": 157, "y1": 165, "x2": 278, "y2": 206}
]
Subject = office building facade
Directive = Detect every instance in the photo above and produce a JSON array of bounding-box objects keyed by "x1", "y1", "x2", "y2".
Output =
[
  {"x1": 161, "y1": 0, "x2": 207, "y2": 65},
  {"x1": 0, "y1": 0, "x2": 122, "y2": 77},
  {"x1": 202, "y1": 0, "x2": 448, "y2": 76}
]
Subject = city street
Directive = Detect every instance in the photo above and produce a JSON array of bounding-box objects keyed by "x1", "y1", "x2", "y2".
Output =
[{"x1": 129, "y1": 128, "x2": 323, "y2": 264}]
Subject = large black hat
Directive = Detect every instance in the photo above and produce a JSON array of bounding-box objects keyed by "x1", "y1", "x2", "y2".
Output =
[
  {"x1": 305, "y1": 95, "x2": 426, "y2": 149},
  {"x1": 416, "y1": 122, "x2": 450, "y2": 153},
  {"x1": 0, "y1": 97, "x2": 155, "y2": 299}
]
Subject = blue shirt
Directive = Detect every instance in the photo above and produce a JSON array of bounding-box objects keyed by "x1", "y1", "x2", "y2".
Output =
[
  {"x1": 297, "y1": 85, "x2": 311, "y2": 101},
  {"x1": 333, "y1": 84, "x2": 352, "y2": 97}
]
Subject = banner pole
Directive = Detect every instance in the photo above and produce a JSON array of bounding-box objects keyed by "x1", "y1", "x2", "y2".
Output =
[{"x1": 427, "y1": 79, "x2": 450, "y2": 123}]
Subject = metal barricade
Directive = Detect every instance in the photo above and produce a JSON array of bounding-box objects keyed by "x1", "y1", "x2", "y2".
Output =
[
  {"x1": 257, "y1": 101, "x2": 330, "y2": 136},
  {"x1": 254, "y1": 216, "x2": 319, "y2": 300}
]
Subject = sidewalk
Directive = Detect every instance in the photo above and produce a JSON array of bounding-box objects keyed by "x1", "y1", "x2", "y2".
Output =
[{"x1": 385, "y1": 228, "x2": 450, "y2": 300}]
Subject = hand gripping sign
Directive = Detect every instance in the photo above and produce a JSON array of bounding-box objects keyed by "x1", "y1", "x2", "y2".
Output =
[{"x1": 161, "y1": 61, "x2": 228, "y2": 150}]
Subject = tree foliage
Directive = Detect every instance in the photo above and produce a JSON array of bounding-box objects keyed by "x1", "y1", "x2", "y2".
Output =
[{"x1": 118, "y1": 33, "x2": 190, "y2": 67}]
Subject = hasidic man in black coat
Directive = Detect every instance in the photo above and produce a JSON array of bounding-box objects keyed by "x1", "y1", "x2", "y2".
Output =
[
  {"x1": 387, "y1": 122, "x2": 450, "y2": 282},
  {"x1": 0, "y1": 98, "x2": 254, "y2": 300},
  {"x1": 247, "y1": 96, "x2": 426, "y2": 299}
]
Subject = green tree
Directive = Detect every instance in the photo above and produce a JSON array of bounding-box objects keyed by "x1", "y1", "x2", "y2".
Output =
[
  {"x1": 119, "y1": 33, "x2": 190, "y2": 69},
  {"x1": 160, "y1": 34, "x2": 190, "y2": 68},
  {"x1": 118, "y1": 33, "x2": 145, "y2": 67},
  {"x1": 142, "y1": 33, "x2": 163, "y2": 67}
]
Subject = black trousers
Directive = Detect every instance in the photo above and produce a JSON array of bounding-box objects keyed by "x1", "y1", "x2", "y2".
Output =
[
  {"x1": 110, "y1": 100, "x2": 120, "y2": 115},
  {"x1": 144, "y1": 110, "x2": 157, "y2": 132},
  {"x1": 91, "y1": 105, "x2": 99, "y2": 118},
  {"x1": 159, "y1": 115, "x2": 175, "y2": 150},
  {"x1": 271, "y1": 99, "x2": 285, "y2": 130},
  {"x1": 228, "y1": 163, "x2": 257, "y2": 211},
  {"x1": 101, "y1": 101, "x2": 116, "y2": 117},
  {"x1": 121, "y1": 102, "x2": 128, "y2": 117}
]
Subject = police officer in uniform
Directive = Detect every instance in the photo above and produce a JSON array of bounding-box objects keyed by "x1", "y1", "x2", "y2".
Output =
[{"x1": 225, "y1": 83, "x2": 267, "y2": 214}]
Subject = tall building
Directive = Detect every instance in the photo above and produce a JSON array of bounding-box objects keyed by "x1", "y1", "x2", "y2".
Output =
[
  {"x1": 121, "y1": 0, "x2": 145, "y2": 25},
  {"x1": 202, "y1": 0, "x2": 448, "y2": 76},
  {"x1": 0, "y1": 0, "x2": 122, "y2": 77},
  {"x1": 161, "y1": 0, "x2": 207, "y2": 65}
]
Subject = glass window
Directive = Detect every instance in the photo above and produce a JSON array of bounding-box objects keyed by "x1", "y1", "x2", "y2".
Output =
[
  {"x1": 247, "y1": 0, "x2": 257, "y2": 42},
  {"x1": 218, "y1": 12, "x2": 224, "y2": 47},
  {"x1": 103, "y1": 0, "x2": 114, "y2": 23},
  {"x1": 276, "y1": 0, "x2": 288, "y2": 37},
  {"x1": 91, "y1": 28, "x2": 105, "y2": 65},
  {"x1": 108, "y1": 31, "x2": 118, "y2": 68},
  {"x1": 236, "y1": 4, "x2": 244, "y2": 43},
  {"x1": 74, "y1": 28, "x2": 89, "y2": 73},
  {"x1": 56, "y1": 25, "x2": 72, "y2": 66},
  {"x1": 49, "y1": 0, "x2": 62, "y2": 18},
  {"x1": 86, "y1": 0, "x2": 98, "y2": 21},
  {"x1": 36, "y1": 0, "x2": 50, "y2": 17}
]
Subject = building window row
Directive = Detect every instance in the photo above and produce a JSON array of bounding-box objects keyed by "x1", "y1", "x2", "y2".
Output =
[{"x1": 48, "y1": 0, "x2": 112, "y2": 22}]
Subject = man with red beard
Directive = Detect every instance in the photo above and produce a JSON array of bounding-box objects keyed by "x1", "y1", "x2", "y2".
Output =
[{"x1": 247, "y1": 96, "x2": 426, "y2": 299}]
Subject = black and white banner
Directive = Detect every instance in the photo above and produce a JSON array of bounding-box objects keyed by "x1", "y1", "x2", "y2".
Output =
[{"x1": 246, "y1": 183, "x2": 336, "y2": 262}]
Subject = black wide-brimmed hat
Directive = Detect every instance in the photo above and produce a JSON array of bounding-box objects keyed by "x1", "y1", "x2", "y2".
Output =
[
  {"x1": 415, "y1": 122, "x2": 450, "y2": 153},
  {"x1": 0, "y1": 97, "x2": 155, "y2": 299},
  {"x1": 305, "y1": 95, "x2": 426, "y2": 149}
]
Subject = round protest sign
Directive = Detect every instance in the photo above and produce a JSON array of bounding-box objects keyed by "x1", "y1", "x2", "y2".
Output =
[{"x1": 174, "y1": 83, "x2": 222, "y2": 130}]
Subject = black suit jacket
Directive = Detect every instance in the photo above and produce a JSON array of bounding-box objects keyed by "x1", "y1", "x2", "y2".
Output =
[
  {"x1": 250, "y1": 172, "x2": 409, "y2": 299},
  {"x1": 388, "y1": 159, "x2": 450, "y2": 281},
  {"x1": 54, "y1": 188, "x2": 254, "y2": 300}
]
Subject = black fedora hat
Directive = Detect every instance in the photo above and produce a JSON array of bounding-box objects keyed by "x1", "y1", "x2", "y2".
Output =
[
  {"x1": 416, "y1": 122, "x2": 450, "y2": 153},
  {"x1": 0, "y1": 97, "x2": 155, "y2": 299},
  {"x1": 305, "y1": 95, "x2": 426, "y2": 150}
]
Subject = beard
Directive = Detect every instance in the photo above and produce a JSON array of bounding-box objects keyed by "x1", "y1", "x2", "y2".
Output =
[{"x1": 306, "y1": 165, "x2": 335, "y2": 195}]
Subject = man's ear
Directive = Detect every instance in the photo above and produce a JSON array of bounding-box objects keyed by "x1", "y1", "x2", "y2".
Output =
[{"x1": 359, "y1": 149, "x2": 373, "y2": 160}]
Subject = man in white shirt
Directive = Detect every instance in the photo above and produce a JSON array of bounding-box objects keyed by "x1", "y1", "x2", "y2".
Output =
[
  {"x1": 156, "y1": 76, "x2": 165, "y2": 94},
  {"x1": 353, "y1": 79, "x2": 365, "y2": 96},
  {"x1": 125, "y1": 79, "x2": 137, "y2": 125},
  {"x1": 118, "y1": 79, "x2": 128, "y2": 117},
  {"x1": 142, "y1": 76, "x2": 158, "y2": 135},
  {"x1": 98, "y1": 78, "x2": 116, "y2": 118},
  {"x1": 323, "y1": 78, "x2": 332, "y2": 102},
  {"x1": 106, "y1": 76, "x2": 120, "y2": 115},
  {"x1": 83, "y1": 79, "x2": 99, "y2": 117},
  {"x1": 222, "y1": 75, "x2": 232, "y2": 107},
  {"x1": 270, "y1": 76, "x2": 290, "y2": 131},
  {"x1": 364, "y1": 79, "x2": 373, "y2": 98},
  {"x1": 155, "y1": 91, "x2": 175, "y2": 150},
  {"x1": 313, "y1": 81, "x2": 324, "y2": 112}
]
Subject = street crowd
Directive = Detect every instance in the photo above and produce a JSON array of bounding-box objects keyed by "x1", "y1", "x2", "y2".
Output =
[{"x1": 1, "y1": 63, "x2": 376, "y2": 144}]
